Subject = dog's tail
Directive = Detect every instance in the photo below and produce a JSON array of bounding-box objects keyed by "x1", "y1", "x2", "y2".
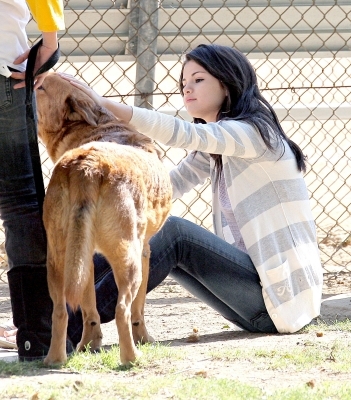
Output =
[{"x1": 64, "y1": 173, "x2": 98, "y2": 311}]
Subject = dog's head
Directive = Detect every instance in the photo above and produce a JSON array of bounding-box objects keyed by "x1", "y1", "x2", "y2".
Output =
[
  {"x1": 36, "y1": 73, "x2": 111, "y2": 161},
  {"x1": 36, "y1": 73, "x2": 162, "y2": 163},
  {"x1": 36, "y1": 72, "x2": 101, "y2": 125}
]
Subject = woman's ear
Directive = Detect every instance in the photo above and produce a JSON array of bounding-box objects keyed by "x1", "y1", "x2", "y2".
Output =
[{"x1": 220, "y1": 81, "x2": 229, "y2": 97}]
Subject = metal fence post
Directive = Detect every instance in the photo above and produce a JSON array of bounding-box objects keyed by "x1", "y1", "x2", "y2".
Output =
[{"x1": 127, "y1": 0, "x2": 159, "y2": 108}]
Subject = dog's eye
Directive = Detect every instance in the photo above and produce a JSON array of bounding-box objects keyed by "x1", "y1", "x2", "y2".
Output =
[{"x1": 37, "y1": 85, "x2": 44, "y2": 90}]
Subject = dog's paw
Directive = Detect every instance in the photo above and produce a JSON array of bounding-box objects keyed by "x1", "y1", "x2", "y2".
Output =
[
  {"x1": 44, "y1": 353, "x2": 67, "y2": 366},
  {"x1": 120, "y1": 347, "x2": 142, "y2": 367},
  {"x1": 132, "y1": 324, "x2": 154, "y2": 345},
  {"x1": 137, "y1": 334, "x2": 154, "y2": 345},
  {"x1": 76, "y1": 340, "x2": 101, "y2": 353},
  {"x1": 76, "y1": 329, "x2": 103, "y2": 353}
]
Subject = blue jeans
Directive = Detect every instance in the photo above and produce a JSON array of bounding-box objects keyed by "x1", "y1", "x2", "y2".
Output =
[
  {"x1": 68, "y1": 216, "x2": 277, "y2": 344},
  {"x1": 0, "y1": 74, "x2": 47, "y2": 270}
]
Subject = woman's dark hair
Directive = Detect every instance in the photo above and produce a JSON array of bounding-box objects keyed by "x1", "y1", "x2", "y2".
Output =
[{"x1": 179, "y1": 44, "x2": 306, "y2": 173}]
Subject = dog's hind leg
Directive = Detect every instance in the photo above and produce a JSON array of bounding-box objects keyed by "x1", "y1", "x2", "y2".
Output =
[
  {"x1": 131, "y1": 242, "x2": 154, "y2": 345},
  {"x1": 109, "y1": 242, "x2": 143, "y2": 365},
  {"x1": 44, "y1": 249, "x2": 69, "y2": 366},
  {"x1": 76, "y1": 258, "x2": 103, "y2": 353}
]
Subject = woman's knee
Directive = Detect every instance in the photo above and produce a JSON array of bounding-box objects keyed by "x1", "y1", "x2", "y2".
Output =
[
  {"x1": 162, "y1": 215, "x2": 198, "y2": 237},
  {"x1": 150, "y1": 216, "x2": 181, "y2": 246}
]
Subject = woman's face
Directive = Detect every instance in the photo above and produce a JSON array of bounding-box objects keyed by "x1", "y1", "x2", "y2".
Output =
[{"x1": 181, "y1": 60, "x2": 227, "y2": 123}]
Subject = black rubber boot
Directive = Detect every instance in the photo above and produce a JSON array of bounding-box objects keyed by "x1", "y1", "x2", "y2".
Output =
[{"x1": 7, "y1": 266, "x2": 74, "y2": 361}]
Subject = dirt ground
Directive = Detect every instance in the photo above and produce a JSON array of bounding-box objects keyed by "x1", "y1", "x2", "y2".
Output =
[{"x1": 1, "y1": 270, "x2": 351, "y2": 394}]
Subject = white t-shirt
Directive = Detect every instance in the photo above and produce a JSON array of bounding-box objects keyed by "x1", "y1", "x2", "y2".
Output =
[
  {"x1": 0, "y1": 0, "x2": 30, "y2": 71},
  {"x1": 218, "y1": 172, "x2": 247, "y2": 253}
]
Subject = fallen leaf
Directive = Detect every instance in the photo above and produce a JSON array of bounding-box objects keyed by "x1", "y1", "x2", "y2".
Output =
[
  {"x1": 306, "y1": 379, "x2": 316, "y2": 388},
  {"x1": 195, "y1": 370, "x2": 208, "y2": 378},
  {"x1": 187, "y1": 333, "x2": 200, "y2": 343}
]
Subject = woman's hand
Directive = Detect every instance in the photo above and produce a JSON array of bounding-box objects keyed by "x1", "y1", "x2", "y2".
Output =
[
  {"x1": 58, "y1": 72, "x2": 133, "y2": 123},
  {"x1": 58, "y1": 72, "x2": 106, "y2": 107},
  {"x1": 12, "y1": 31, "x2": 60, "y2": 90},
  {"x1": 11, "y1": 45, "x2": 58, "y2": 90}
]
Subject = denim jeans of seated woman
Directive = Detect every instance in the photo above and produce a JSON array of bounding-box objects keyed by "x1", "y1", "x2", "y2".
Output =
[{"x1": 68, "y1": 216, "x2": 277, "y2": 345}]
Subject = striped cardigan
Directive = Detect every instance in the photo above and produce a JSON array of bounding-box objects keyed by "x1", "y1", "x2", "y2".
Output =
[{"x1": 130, "y1": 107, "x2": 323, "y2": 333}]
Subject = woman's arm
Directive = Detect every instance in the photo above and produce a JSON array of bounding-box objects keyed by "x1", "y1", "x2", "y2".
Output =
[
  {"x1": 170, "y1": 151, "x2": 211, "y2": 199},
  {"x1": 58, "y1": 74, "x2": 268, "y2": 159},
  {"x1": 58, "y1": 73, "x2": 134, "y2": 123},
  {"x1": 130, "y1": 106, "x2": 267, "y2": 159},
  {"x1": 26, "y1": 0, "x2": 65, "y2": 32}
]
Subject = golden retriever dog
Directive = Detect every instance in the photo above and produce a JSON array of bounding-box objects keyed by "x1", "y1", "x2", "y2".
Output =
[{"x1": 35, "y1": 73, "x2": 172, "y2": 366}]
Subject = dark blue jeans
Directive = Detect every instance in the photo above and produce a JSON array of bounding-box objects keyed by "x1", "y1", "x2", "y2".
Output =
[
  {"x1": 68, "y1": 216, "x2": 277, "y2": 344},
  {"x1": 0, "y1": 74, "x2": 46, "y2": 270}
]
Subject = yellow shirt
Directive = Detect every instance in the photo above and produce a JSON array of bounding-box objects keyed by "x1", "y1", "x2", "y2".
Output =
[
  {"x1": 26, "y1": 0, "x2": 64, "y2": 32},
  {"x1": 0, "y1": 0, "x2": 65, "y2": 71}
]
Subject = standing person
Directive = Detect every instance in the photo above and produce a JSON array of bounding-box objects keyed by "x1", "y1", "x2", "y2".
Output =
[{"x1": 0, "y1": 0, "x2": 73, "y2": 360}]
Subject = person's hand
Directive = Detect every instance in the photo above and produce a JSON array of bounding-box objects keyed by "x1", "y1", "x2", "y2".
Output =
[
  {"x1": 11, "y1": 45, "x2": 59, "y2": 90},
  {"x1": 58, "y1": 73, "x2": 106, "y2": 107},
  {"x1": 59, "y1": 72, "x2": 133, "y2": 123},
  {"x1": 0, "y1": 323, "x2": 17, "y2": 349},
  {"x1": 4, "y1": 327, "x2": 17, "y2": 344}
]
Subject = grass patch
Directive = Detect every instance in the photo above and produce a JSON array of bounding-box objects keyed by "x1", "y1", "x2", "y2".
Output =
[
  {"x1": 0, "y1": 358, "x2": 46, "y2": 375},
  {"x1": 0, "y1": 342, "x2": 183, "y2": 376},
  {"x1": 2, "y1": 320, "x2": 351, "y2": 399},
  {"x1": 207, "y1": 320, "x2": 351, "y2": 374},
  {"x1": 2, "y1": 373, "x2": 351, "y2": 399},
  {"x1": 303, "y1": 318, "x2": 351, "y2": 333},
  {"x1": 0, "y1": 375, "x2": 266, "y2": 400},
  {"x1": 209, "y1": 338, "x2": 351, "y2": 373},
  {"x1": 66, "y1": 342, "x2": 183, "y2": 373}
]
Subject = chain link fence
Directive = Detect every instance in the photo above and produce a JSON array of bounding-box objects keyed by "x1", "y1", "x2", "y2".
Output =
[{"x1": 1, "y1": 0, "x2": 350, "y2": 287}]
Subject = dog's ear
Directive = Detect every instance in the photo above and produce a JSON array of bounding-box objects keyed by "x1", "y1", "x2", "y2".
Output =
[{"x1": 65, "y1": 94, "x2": 99, "y2": 127}]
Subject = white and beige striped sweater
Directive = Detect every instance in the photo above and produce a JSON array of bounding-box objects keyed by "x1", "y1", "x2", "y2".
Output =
[{"x1": 130, "y1": 107, "x2": 323, "y2": 333}]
